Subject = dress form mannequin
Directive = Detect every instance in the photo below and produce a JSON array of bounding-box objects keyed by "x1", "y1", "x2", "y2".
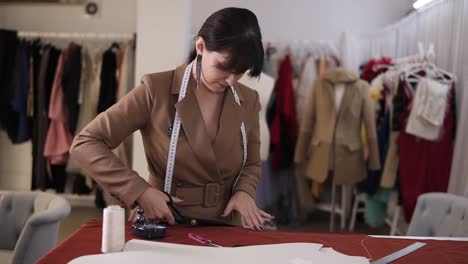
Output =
[
  {"x1": 240, "y1": 72, "x2": 275, "y2": 211},
  {"x1": 239, "y1": 72, "x2": 275, "y2": 161}
]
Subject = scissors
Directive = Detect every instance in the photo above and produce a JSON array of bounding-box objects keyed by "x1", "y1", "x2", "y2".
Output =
[{"x1": 162, "y1": 191, "x2": 230, "y2": 226}]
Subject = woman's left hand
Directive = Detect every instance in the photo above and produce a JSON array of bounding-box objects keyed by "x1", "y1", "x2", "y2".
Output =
[{"x1": 221, "y1": 191, "x2": 274, "y2": 231}]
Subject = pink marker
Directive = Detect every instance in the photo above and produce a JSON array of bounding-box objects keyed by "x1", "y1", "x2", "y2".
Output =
[{"x1": 188, "y1": 233, "x2": 222, "y2": 247}]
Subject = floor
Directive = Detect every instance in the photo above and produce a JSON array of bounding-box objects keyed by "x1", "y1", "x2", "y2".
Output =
[
  {"x1": 59, "y1": 206, "x2": 102, "y2": 242},
  {"x1": 58, "y1": 206, "x2": 391, "y2": 242}
]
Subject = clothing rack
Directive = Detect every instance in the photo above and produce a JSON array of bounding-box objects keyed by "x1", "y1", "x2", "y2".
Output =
[
  {"x1": 17, "y1": 31, "x2": 135, "y2": 41},
  {"x1": 392, "y1": 42, "x2": 436, "y2": 65},
  {"x1": 266, "y1": 39, "x2": 339, "y2": 59},
  {"x1": 7, "y1": 30, "x2": 136, "y2": 205}
]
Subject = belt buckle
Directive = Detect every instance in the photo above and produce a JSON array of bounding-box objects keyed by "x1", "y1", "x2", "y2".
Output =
[{"x1": 204, "y1": 183, "x2": 220, "y2": 207}]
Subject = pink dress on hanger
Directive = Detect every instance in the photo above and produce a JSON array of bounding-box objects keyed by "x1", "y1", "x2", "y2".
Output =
[{"x1": 44, "y1": 46, "x2": 73, "y2": 165}]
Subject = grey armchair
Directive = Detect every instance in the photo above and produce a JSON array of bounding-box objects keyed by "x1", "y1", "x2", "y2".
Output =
[
  {"x1": 407, "y1": 192, "x2": 468, "y2": 237},
  {"x1": 0, "y1": 191, "x2": 71, "y2": 264}
]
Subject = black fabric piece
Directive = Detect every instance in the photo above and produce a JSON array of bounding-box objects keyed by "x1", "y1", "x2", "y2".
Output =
[
  {"x1": 97, "y1": 46, "x2": 117, "y2": 113},
  {"x1": 278, "y1": 117, "x2": 295, "y2": 169},
  {"x1": 95, "y1": 186, "x2": 107, "y2": 209},
  {"x1": 392, "y1": 77, "x2": 405, "y2": 132},
  {"x1": 31, "y1": 44, "x2": 52, "y2": 190},
  {"x1": 451, "y1": 83, "x2": 457, "y2": 141},
  {"x1": 44, "y1": 47, "x2": 60, "y2": 114},
  {"x1": 71, "y1": 174, "x2": 92, "y2": 194},
  {"x1": 61, "y1": 43, "x2": 82, "y2": 135},
  {"x1": 13, "y1": 42, "x2": 32, "y2": 143},
  {"x1": 50, "y1": 164, "x2": 67, "y2": 193},
  {"x1": 0, "y1": 30, "x2": 20, "y2": 141}
]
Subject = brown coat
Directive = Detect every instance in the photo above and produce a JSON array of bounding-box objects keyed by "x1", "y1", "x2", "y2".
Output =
[
  {"x1": 70, "y1": 63, "x2": 261, "y2": 226},
  {"x1": 294, "y1": 68, "x2": 380, "y2": 184}
]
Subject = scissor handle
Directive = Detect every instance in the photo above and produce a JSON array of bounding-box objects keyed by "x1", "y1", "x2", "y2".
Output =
[
  {"x1": 162, "y1": 191, "x2": 189, "y2": 224},
  {"x1": 161, "y1": 191, "x2": 174, "y2": 203}
]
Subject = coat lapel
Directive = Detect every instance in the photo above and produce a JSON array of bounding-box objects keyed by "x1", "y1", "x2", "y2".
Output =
[
  {"x1": 322, "y1": 68, "x2": 359, "y2": 117},
  {"x1": 212, "y1": 88, "x2": 243, "y2": 160},
  {"x1": 322, "y1": 80, "x2": 336, "y2": 112},
  {"x1": 337, "y1": 83, "x2": 357, "y2": 118},
  {"x1": 172, "y1": 64, "x2": 220, "y2": 180}
]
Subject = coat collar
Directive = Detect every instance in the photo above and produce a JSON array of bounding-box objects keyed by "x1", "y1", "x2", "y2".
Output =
[
  {"x1": 321, "y1": 68, "x2": 359, "y2": 117},
  {"x1": 171, "y1": 62, "x2": 244, "y2": 181}
]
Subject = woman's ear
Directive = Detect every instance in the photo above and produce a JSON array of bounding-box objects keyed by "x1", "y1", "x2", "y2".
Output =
[{"x1": 195, "y1": 37, "x2": 205, "y2": 55}]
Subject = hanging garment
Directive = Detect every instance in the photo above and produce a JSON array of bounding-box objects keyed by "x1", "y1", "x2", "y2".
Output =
[
  {"x1": 358, "y1": 105, "x2": 391, "y2": 195},
  {"x1": 395, "y1": 79, "x2": 455, "y2": 221},
  {"x1": 0, "y1": 29, "x2": 19, "y2": 141},
  {"x1": 66, "y1": 48, "x2": 103, "y2": 187},
  {"x1": 31, "y1": 43, "x2": 52, "y2": 190},
  {"x1": 44, "y1": 46, "x2": 73, "y2": 165},
  {"x1": 360, "y1": 57, "x2": 392, "y2": 83},
  {"x1": 62, "y1": 43, "x2": 82, "y2": 135},
  {"x1": 13, "y1": 42, "x2": 32, "y2": 143},
  {"x1": 112, "y1": 44, "x2": 133, "y2": 168},
  {"x1": 357, "y1": 71, "x2": 393, "y2": 195},
  {"x1": 27, "y1": 46, "x2": 34, "y2": 118},
  {"x1": 357, "y1": 71, "x2": 395, "y2": 227},
  {"x1": 295, "y1": 68, "x2": 380, "y2": 185},
  {"x1": 45, "y1": 47, "x2": 60, "y2": 115},
  {"x1": 309, "y1": 57, "x2": 339, "y2": 198},
  {"x1": 97, "y1": 45, "x2": 118, "y2": 113},
  {"x1": 3, "y1": 43, "x2": 22, "y2": 143},
  {"x1": 379, "y1": 71, "x2": 402, "y2": 189},
  {"x1": 93, "y1": 44, "x2": 119, "y2": 207},
  {"x1": 318, "y1": 58, "x2": 327, "y2": 76},
  {"x1": 269, "y1": 55, "x2": 299, "y2": 171},
  {"x1": 405, "y1": 77, "x2": 450, "y2": 141},
  {"x1": 295, "y1": 56, "x2": 317, "y2": 124},
  {"x1": 104, "y1": 44, "x2": 134, "y2": 204}
]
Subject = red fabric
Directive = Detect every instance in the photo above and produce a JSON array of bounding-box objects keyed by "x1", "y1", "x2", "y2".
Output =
[
  {"x1": 37, "y1": 220, "x2": 468, "y2": 264},
  {"x1": 360, "y1": 57, "x2": 392, "y2": 82},
  {"x1": 269, "y1": 55, "x2": 298, "y2": 171},
  {"x1": 398, "y1": 82, "x2": 454, "y2": 221}
]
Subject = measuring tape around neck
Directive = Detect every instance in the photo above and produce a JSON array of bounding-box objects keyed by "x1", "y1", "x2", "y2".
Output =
[{"x1": 164, "y1": 61, "x2": 247, "y2": 195}]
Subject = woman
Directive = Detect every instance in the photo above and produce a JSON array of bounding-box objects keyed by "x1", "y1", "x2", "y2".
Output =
[{"x1": 70, "y1": 7, "x2": 273, "y2": 230}]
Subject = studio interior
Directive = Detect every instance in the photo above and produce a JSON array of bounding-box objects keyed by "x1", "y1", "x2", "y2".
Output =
[{"x1": 0, "y1": 0, "x2": 468, "y2": 263}]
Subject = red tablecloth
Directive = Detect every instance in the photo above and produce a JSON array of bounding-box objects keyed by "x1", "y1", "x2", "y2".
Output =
[{"x1": 37, "y1": 220, "x2": 468, "y2": 264}]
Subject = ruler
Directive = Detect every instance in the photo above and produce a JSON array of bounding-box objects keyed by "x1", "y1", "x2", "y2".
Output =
[{"x1": 371, "y1": 242, "x2": 426, "y2": 264}]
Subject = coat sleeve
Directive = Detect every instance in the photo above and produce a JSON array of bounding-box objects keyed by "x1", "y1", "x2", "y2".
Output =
[
  {"x1": 294, "y1": 79, "x2": 319, "y2": 163},
  {"x1": 69, "y1": 76, "x2": 154, "y2": 209},
  {"x1": 360, "y1": 81, "x2": 381, "y2": 170},
  {"x1": 233, "y1": 91, "x2": 262, "y2": 200}
]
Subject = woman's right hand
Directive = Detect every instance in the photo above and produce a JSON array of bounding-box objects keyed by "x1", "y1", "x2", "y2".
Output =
[{"x1": 135, "y1": 188, "x2": 183, "y2": 225}]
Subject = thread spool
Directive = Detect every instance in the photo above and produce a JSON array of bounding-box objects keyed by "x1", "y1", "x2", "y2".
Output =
[{"x1": 102, "y1": 205, "x2": 125, "y2": 253}]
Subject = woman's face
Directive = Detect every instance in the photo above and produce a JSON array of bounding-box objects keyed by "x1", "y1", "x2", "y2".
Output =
[{"x1": 196, "y1": 39, "x2": 245, "y2": 93}]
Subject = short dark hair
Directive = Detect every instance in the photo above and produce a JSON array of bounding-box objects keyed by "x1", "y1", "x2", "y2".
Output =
[{"x1": 188, "y1": 7, "x2": 264, "y2": 77}]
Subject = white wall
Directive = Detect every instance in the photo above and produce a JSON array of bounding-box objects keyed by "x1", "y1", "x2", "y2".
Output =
[
  {"x1": 191, "y1": 0, "x2": 414, "y2": 42},
  {"x1": 0, "y1": 0, "x2": 136, "y2": 33},
  {"x1": 132, "y1": 0, "x2": 191, "y2": 181},
  {"x1": 0, "y1": 132, "x2": 33, "y2": 190},
  {"x1": 0, "y1": 0, "x2": 137, "y2": 191}
]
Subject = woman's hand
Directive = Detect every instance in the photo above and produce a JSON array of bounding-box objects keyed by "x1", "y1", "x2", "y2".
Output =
[
  {"x1": 221, "y1": 191, "x2": 273, "y2": 231},
  {"x1": 136, "y1": 188, "x2": 183, "y2": 224}
]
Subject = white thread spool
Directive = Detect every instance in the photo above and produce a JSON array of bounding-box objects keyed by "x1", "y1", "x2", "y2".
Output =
[{"x1": 101, "y1": 205, "x2": 125, "y2": 253}]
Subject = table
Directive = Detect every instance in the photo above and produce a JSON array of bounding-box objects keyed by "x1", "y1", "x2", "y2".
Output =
[{"x1": 37, "y1": 220, "x2": 468, "y2": 264}]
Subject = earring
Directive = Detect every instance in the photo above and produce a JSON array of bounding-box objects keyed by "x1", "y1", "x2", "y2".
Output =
[{"x1": 196, "y1": 54, "x2": 202, "y2": 83}]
